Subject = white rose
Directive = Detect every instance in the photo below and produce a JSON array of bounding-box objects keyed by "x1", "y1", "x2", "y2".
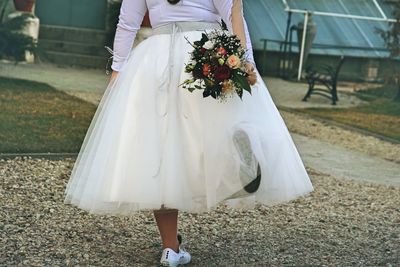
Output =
[{"x1": 203, "y1": 40, "x2": 215, "y2": 50}]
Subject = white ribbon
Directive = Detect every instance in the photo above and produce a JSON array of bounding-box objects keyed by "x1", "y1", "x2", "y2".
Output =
[{"x1": 151, "y1": 21, "x2": 220, "y2": 178}]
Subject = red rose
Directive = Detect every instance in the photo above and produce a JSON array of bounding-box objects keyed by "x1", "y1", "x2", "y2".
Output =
[
  {"x1": 200, "y1": 47, "x2": 206, "y2": 54},
  {"x1": 214, "y1": 65, "x2": 231, "y2": 82},
  {"x1": 202, "y1": 64, "x2": 211, "y2": 76},
  {"x1": 216, "y1": 47, "x2": 227, "y2": 56}
]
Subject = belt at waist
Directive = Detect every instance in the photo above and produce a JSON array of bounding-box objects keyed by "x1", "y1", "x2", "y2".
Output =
[{"x1": 152, "y1": 21, "x2": 221, "y2": 35}]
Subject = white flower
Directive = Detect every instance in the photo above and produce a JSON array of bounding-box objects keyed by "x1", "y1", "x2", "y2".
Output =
[{"x1": 203, "y1": 40, "x2": 215, "y2": 50}]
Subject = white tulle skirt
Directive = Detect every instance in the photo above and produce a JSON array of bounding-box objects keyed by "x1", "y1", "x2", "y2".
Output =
[{"x1": 64, "y1": 22, "x2": 314, "y2": 215}]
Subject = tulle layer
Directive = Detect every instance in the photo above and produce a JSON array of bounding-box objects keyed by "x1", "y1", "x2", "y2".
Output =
[{"x1": 64, "y1": 30, "x2": 314, "y2": 214}]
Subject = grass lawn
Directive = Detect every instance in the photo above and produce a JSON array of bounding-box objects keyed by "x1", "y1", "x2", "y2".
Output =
[
  {"x1": 295, "y1": 85, "x2": 400, "y2": 141},
  {"x1": 0, "y1": 77, "x2": 96, "y2": 153}
]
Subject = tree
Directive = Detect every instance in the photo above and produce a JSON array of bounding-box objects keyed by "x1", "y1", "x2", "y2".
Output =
[{"x1": 377, "y1": 1, "x2": 400, "y2": 101}]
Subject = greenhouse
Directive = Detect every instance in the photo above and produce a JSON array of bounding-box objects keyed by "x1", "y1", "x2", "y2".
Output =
[{"x1": 244, "y1": 0, "x2": 397, "y2": 80}]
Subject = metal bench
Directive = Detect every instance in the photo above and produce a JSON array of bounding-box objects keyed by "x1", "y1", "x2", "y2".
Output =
[{"x1": 302, "y1": 56, "x2": 345, "y2": 105}]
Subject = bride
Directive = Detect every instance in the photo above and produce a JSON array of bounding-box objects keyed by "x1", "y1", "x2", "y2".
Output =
[{"x1": 64, "y1": 0, "x2": 314, "y2": 266}]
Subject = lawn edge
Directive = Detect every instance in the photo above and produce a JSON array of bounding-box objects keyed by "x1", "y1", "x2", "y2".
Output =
[
  {"x1": 0, "y1": 153, "x2": 78, "y2": 160},
  {"x1": 278, "y1": 106, "x2": 400, "y2": 145}
]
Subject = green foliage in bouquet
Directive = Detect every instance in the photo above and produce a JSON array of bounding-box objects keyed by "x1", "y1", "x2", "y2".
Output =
[
  {"x1": 181, "y1": 29, "x2": 251, "y2": 101},
  {"x1": 0, "y1": 11, "x2": 37, "y2": 61}
]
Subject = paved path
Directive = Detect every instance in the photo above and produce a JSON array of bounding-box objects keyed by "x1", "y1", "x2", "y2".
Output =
[
  {"x1": 263, "y1": 77, "x2": 368, "y2": 109},
  {"x1": 0, "y1": 61, "x2": 365, "y2": 107},
  {"x1": 292, "y1": 134, "x2": 399, "y2": 187},
  {"x1": 1, "y1": 61, "x2": 399, "y2": 187},
  {"x1": 0, "y1": 61, "x2": 366, "y2": 107},
  {"x1": 0, "y1": 61, "x2": 108, "y2": 94}
]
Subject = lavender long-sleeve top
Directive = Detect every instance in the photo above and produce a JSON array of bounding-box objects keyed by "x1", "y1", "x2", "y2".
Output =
[{"x1": 111, "y1": 0, "x2": 255, "y2": 71}]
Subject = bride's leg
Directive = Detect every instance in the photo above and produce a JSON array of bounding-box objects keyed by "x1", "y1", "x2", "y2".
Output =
[{"x1": 153, "y1": 208, "x2": 179, "y2": 253}]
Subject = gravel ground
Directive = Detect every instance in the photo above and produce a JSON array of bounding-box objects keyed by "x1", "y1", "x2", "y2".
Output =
[
  {"x1": 1, "y1": 157, "x2": 399, "y2": 266},
  {"x1": 281, "y1": 111, "x2": 400, "y2": 164}
]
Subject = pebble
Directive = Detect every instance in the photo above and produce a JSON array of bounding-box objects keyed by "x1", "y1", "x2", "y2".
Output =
[{"x1": 1, "y1": 156, "x2": 399, "y2": 266}]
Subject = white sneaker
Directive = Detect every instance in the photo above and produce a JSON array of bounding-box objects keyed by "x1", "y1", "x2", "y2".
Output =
[
  {"x1": 225, "y1": 129, "x2": 261, "y2": 200},
  {"x1": 160, "y1": 246, "x2": 191, "y2": 267}
]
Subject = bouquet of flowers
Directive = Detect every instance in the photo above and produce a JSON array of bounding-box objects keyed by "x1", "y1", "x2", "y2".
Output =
[{"x1": 181, "y1": 29, "x2": 252, "y2": 101}]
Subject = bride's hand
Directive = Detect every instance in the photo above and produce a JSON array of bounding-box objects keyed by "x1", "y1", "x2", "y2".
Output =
[
  {"x1": 244, "y1": 62, "x2": 257, "y2": 86},
  {"x1": 110, "y1": 71, "x2": 119, "y2": 81}
]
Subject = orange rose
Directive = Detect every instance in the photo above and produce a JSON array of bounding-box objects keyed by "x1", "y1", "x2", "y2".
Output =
[{"x1": 226, "y1": 55, "x2": 241, "y2": 69}]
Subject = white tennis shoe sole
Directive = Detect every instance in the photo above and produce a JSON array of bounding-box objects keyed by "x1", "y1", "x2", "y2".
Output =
[{"x1": 160, "y1": 247, "x2": 191, "y2": 267}]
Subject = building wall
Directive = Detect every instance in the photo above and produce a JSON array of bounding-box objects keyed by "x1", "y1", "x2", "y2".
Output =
[
  {"x1": 35, "y1": 0, "x2": 107, "y2": 30},
  {"x1": 33, "y1": 0, "x2": 152, "y2": 68}
]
